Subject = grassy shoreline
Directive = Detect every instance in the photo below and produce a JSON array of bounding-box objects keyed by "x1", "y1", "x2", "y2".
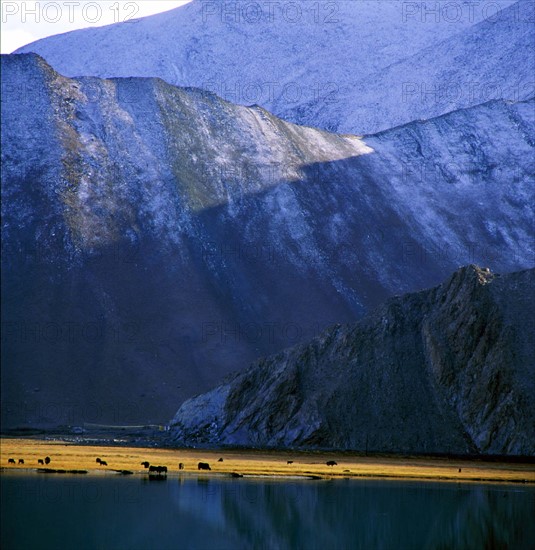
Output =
[{"x1": 1, "y1": 438, "x2": 534, "y2": 484}]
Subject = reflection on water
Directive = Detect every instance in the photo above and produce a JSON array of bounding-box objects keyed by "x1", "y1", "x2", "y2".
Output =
[{"x1": 2, "y1": 474, "x2": 534, "y2": 550}]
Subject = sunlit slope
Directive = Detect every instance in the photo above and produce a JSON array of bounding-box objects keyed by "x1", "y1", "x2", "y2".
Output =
[{"x1": 1, "y1": 54, "x2": 533, "y2": 427}]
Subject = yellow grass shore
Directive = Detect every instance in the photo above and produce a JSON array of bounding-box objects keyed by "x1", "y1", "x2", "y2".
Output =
[{"x1": 1, "y1": 438, "x2": 534, "y2": 484}]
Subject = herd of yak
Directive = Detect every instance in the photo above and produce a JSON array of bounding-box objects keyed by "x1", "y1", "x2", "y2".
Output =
[
  {"x1": 6, "y1": 456, "x2": 340, "y2": 476},
  {"x1": 8, "y1": 456, "x2": 51, "y2": 465}
]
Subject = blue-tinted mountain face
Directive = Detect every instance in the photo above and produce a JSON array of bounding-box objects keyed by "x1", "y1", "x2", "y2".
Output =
[
  {"x1": 1, "y1": 54, "x2": 533, "y2": 427},
  {"x1": 15, "y1": 0, "x2": 533, "y2": 134}
]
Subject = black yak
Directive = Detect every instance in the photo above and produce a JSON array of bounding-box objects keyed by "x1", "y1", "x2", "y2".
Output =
[
  {"x1": 326, "y1": 461, "x2": 337, "y2": 466},
  {"x1": 179, "y1": 463, "x2": 184, "y2": 470},
  {"x1": 287, "y1": 461, "x2": 294, "y2": 464},
  {"x1": 218, "y1": 458, "x2": 224, "y2": 462},
  {"x1": 44, "y1": 457, "x2": 51, "y2": 465},
  {"x1": 38, "y1": 459, "x2": 44, "y2": 465},
  {"x1": 198, "y1": 462, "x2": 211, "y2": 471},
  {"x1": 100, "y1": 460, "x2": 108, "y2": 466},
  {"x1": 18, "y1": 459, "x2": 25, "y2": 464},
  {"x1": 141, "y1": 461, "x2": 150, "y2": 468},
  {"x1": 8, "y1": 458, "x2": 15, "y2": 464}
]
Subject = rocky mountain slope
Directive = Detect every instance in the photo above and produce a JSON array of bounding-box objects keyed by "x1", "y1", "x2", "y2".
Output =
[
  {"x1": 14, "y1": 0, "x2": 532, "y2": 134},
  {"x1": 170, "y1": 266, "x2": 535, "y2": 455},
  {"x1": 1, "y1": 54, "x2": 533, "y2": 427}
]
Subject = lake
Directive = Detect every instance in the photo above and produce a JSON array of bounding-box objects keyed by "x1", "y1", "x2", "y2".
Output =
[{"x1": 2, "y1": 473, "x2": 534, "y2": 549}]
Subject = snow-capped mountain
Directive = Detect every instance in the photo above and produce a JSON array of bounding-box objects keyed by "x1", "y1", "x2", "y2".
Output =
[
  {"x1": 14, "y1": 0, "x2": 532, "y2": 134},
  {"x1": 1, "y1": 54, "x2": 533, "y2": 427}
]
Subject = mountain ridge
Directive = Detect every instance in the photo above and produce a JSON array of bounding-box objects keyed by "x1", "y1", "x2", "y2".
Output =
[
  {"x1": 1, "y1": 53, "x2": 533, "y2": 427},
  {"x1": 169, "y1": 265, "x2": 535, "y2": 455},
  {"x1": 14, "y1": 0, "x2": 530, "y2": 134}
]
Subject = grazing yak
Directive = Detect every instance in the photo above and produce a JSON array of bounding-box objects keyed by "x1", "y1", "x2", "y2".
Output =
[
  {"x1": 96, "y1": 458, "x2": 102, "y2": 464},
  {"x1": 18, "y1": 459, "x2": 25, "y2": 464},
  {"x1": 141, "y1": 461, "x2": 150, "y2": 468},
  {"x1": 44, "y1": 457, "x2": 51, "y2": 465},
  {"x1": 218, "y1": 458, "x2": 224, "y2": 462},
  {"x1": 198, "y1": 462, "x2": 211, "y2": 471},
  {"x1": 326, "y1": 461, "x2": 337, "y2": 466},
  {"x1": 8, "y1": 458, "x2": 16, "y2": 464},
  {"x1": 179, "y1": 463, "x2": 184, "y2": 470},
  {"x1": 287, "y1": 461, "x2": 294, "y2": 465},
  {"x1": 38, "y1": 459, "x2": 44, "y2": 465},
  {"x1": 100, "y1": 461, "x2": 108, "y2": 466}
]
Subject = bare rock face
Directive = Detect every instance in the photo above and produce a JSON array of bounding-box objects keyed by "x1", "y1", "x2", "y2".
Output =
[
  {"x1": 170, "y1": 266, "x2": 535, "y2": 455},
  {"x1": 1, "y1": 53, "x2": 533, "y2": 428}
]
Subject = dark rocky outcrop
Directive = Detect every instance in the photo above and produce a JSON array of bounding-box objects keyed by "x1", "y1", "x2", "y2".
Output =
[{"x1": 170, "y1": 266, "x2": 535, "y2": 455}]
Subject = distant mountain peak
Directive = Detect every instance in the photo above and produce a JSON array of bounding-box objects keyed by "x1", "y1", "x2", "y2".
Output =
[{"x1": 14, "y1": 0, "x2": 531, "y2": 134}]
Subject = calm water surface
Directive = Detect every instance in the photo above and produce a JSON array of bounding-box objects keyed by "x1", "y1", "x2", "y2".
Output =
[{"x1": 1, "y1": 473, "x2": 534, "y2": 550}]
